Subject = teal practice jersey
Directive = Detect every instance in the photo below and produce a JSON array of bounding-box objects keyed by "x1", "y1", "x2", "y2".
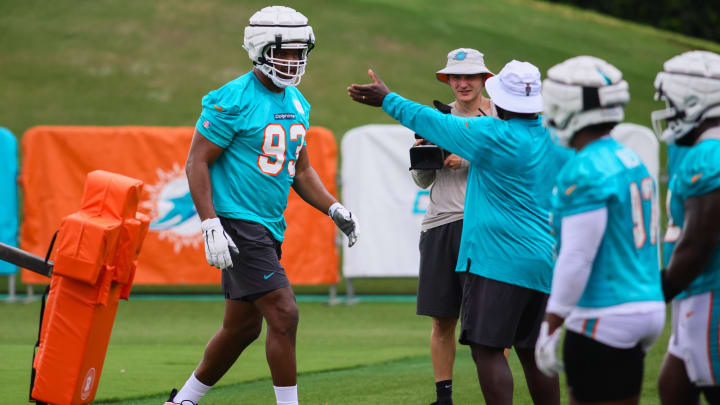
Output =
[
  {"x1": 383, "y1": 92, "x2": 572, "y2": 293},
  {"x1": 552, "y1": 137, "x2": 663, "y2": 308},
  {"x1": 195, "y1": 71, "x2": 310, "y2": 241},
  {"x1": 665, "y1": 139, "x2": 720, "y2": 299},
  {"x1": 662, "y1": 144, "x2": 691, "y2": 267}
]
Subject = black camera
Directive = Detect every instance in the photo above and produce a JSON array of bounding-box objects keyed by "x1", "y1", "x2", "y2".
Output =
[{"x1": 409, "y1": 100, "x2": 451, "y2": 170}]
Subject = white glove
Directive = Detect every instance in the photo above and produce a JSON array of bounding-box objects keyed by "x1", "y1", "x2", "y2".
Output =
[
  {"x1": 201, "y1": 218, "x2": 239, "y2": 270},
  {"x1": 535, "y1": 321, "x2": 564, "y2": 377},
  {"x1": 328, "y1": 202, "x2": 359, "y2": 247}
]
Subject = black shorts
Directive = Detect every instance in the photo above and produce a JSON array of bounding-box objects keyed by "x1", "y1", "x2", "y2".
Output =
[
  {"x1": 219, "y1": 217, "x2": 290, "y2": 301},
  {"x1": 416, "y1": 219, "x2": 464, "y2": 318},
  {"x1": 459, "y1": 274, "x2": 547, "y2": 349},
  {"x1": 564, "y1": 331, "x2": 645, "y2": 402}
]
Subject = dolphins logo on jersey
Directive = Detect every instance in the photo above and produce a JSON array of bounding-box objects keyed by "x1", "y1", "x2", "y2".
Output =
[{"x1": 141, "y1": 163, "x2": 203, "y2": 252}]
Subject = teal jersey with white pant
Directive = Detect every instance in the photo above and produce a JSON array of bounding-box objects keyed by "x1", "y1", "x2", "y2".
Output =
[
  {"x1": 665, "y1": 139, "x2": 720, "y2": 299},
  {"x1": 382, "y1": 92, "x2": 572, "y2": 293},
  {"x1": 552, "y1": 137, "x2": 663, "y2": 308},
  {"x1": 195, "y1": 71, "x2": 310, "y2": 241}
]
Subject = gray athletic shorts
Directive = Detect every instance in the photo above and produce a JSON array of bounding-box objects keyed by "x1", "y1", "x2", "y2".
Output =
[
  {"x1": 459, "y1": 274, "x2": 548, "y2": 349},
  {"x1": 416, "y1": 219, "x2": 464, "y2": 318},
  {"x1": 219, "y1": 217, "x2": 290, "y2": 301}
]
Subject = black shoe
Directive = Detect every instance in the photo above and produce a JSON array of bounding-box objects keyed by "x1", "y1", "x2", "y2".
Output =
[
  {"x1": 164, "y1": 389, "x2": 198, "y2": 405},
  {"x1": 164, "y1": 389, "x2": 178, "y2": 404},
  {"x1": 430, "y1": 400, "x2": 453, "y2": 405}
]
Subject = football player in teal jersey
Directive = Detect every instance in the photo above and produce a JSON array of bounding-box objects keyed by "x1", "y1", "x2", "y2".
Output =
[
  {"x1": 165, "y1": 6, "x2": 358, "y2": 405},
  {"x1": 654, "y1": 51, "x2": 720, "y2": 405},
  {"x1": 349, "y1": 61, "x2": 570, "y2": 405},
  {"x1": 535, "y1": 56, "x2": 665, "y2": 405}
]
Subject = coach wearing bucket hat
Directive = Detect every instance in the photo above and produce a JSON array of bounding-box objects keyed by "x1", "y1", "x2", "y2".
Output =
[
  {"x1": 349, "y1": 60, "x2": 572, "y2": 405},
  {"x1": 436, "y1": 48, "x2": 493, "y2": 83},
  {"x1": 411, "y1": 47, "x2": 496, "y2": 405}
]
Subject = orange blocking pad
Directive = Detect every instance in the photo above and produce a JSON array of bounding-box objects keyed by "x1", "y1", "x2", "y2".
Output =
[
  {"x1": 20, "y1": 126, "x2": 338, "y2": 286},
  {"x1": 31, "y1": 170, "x2": 149, "y2": 405}
]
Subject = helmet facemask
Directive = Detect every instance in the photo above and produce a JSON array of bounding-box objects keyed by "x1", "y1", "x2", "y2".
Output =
[
  {"x1": 257, "y1": 41, "x2": 313, "y2": 88},
  {"x1": 651, "y1": 51, "x2": 720, "y2": 145},
  {"x1": 650, "y1": 88, "x2": 686, "y2": 145}
]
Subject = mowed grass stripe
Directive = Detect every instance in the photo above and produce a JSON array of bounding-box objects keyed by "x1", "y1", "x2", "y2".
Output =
[
  {"x1": 2, "y1": 301, "x2": 428, "y2": 402},
  {"x1": 95, "y1": 353, "x2": 480, "y2": 405},
  {"x1": 2, "y1": 300, "x2": 672, "y2": 404},
  {"x1": 94, "y1": 340, "x2": 670, "y2": 405}
]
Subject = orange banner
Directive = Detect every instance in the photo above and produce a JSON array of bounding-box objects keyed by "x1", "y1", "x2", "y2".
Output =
[{"x1": 20, "y1": 126, "x2": 339, "y2": 285}]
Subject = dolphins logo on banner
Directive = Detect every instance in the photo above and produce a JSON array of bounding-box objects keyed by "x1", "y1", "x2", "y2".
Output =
[{"x1": 141, "y1": 163, "x2": 202, "y2": 252}]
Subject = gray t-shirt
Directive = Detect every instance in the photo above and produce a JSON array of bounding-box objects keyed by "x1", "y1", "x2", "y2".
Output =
[{"x1": 411, "y1": 101, "x2": 496, "y2": 231}]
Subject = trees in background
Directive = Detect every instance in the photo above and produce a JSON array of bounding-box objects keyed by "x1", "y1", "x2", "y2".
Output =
[{"x1": 544, "y1": 0, "x2": 719, "y2": 43}]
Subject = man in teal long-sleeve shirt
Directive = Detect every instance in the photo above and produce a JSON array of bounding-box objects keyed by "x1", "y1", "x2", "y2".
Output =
[{"x1": 349, "y1": 61, "x2": 571, "y2": 405}]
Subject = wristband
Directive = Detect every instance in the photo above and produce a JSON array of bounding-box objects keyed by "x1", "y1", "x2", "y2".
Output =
[{"x1": 328, "y1": 202, "x2": 342, "y2": 217}]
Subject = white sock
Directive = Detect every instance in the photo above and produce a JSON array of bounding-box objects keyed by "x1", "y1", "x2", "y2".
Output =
[
  {"x1": 274, "y1": 385, "x2": 298, "y2": 405},
  {"x1": 174, "y1": 372, "x2": 212, "y2": 404}
]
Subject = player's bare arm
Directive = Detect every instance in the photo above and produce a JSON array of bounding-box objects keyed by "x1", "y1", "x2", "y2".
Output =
[
  {"x1": 185, "y1": 129, "x2": 238, "y2": 270},
  {"x1": 292, "y1": 145, "x2": 359, "y2": 247},
  {"x1": 185, "y1": 129, "x2": 223, "y2": 221},
  {"x1": 663, "y1": 188, "x2": 720, "y2": 300},
  {"x1": 291, "y1": 145, "x2": 336, "y2": 214},
  {"x1": 347, "y1": 69, "x2": 390, "y2": 107}
]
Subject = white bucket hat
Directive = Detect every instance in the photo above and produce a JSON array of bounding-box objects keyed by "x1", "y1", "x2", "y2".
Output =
[
  {"x1": 485, "y1": 60, "x2": 543, "y2": 113},
  {"x1": 436, "y1": 48, "x2": 494, "y2": 83}
]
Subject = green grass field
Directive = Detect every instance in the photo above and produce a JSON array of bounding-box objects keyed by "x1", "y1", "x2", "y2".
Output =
[
  {"x1": 2, "y1": 0, "x2": 720, "y2": 404},
  {"x1": 2, "y1": 298, "x2": 672, "y2": 404}
]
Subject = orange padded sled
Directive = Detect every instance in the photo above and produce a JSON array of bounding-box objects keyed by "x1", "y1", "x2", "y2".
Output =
[{"x1": 31, "y1": 170, "x2": 149, "y2": 405}]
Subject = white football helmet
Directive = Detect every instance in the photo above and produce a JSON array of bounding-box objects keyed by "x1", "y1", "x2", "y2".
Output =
[
  {"x1": 651, "y1": 51, "x2": 720, "y2": 145},
  {"x1": 542, "y1": 56, "x2": 629, "y2": 146},
  {"x1": 243, "y1": 6, "x2": 315, "y2": 88}
]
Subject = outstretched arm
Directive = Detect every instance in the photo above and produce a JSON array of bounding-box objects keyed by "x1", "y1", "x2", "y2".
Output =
[
  {"x1": 663, "y1": 188, "x2": 720, "y2": 300},
  {"x1": 348, "y1": 70, "x2": 494, "y2": 163}
]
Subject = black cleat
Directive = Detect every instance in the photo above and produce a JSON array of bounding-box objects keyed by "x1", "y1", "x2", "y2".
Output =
[
  {"x1": 164, "y1": 389, "x2": 179, "y2": 404},
  {"x1": 164, "y1": 388, "x2": 198, "y2": 405}
]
